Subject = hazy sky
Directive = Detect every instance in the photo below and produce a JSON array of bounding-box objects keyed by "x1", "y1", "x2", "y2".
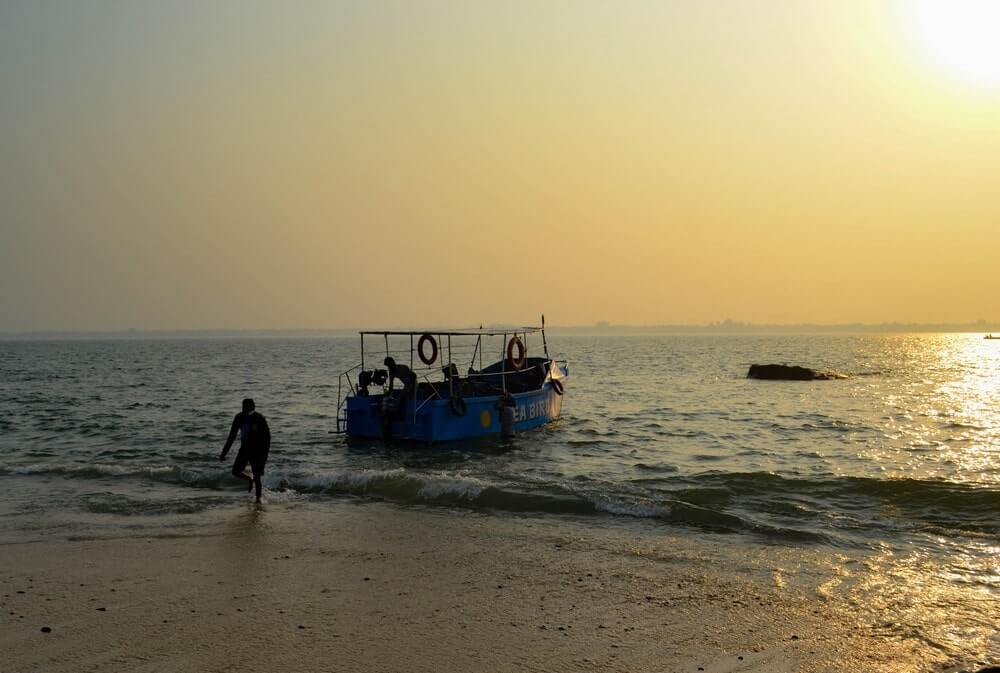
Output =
[{"x1": 2, "y1": 0, "x2": 998, "y2": 331}]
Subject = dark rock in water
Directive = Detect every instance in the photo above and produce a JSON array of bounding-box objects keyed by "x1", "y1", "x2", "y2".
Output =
[{"x1": 747, "y1": 364, "x2": 846, "y2": 381}]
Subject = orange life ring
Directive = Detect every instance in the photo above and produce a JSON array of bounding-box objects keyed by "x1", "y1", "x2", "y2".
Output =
[
  {"x1": 417, "y1": 333, "x2": 438, "y2": 365},
  {"x1": 506, "y1": 336, "x2": 526, "y2": 370}
]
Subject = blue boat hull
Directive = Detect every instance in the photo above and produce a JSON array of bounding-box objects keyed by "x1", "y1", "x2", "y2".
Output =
[{"x1": 345, "y1": 376, "x2": 567, "y2": 442}]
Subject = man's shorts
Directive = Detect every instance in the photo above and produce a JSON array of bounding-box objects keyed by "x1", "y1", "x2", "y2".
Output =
[{"x1": 233, "y1": 447, "x2": 268, "y2": 476}]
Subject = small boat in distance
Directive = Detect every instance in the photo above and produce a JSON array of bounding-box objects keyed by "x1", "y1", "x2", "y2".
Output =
[
  {"x1": 986, "y1": 334, "x2": 999, "y2": 340},
  {"x1": 335, "y1": 319, "x2": 568, "y2": 442}
]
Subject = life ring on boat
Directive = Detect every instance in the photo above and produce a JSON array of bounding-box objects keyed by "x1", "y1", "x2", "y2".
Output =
[
  {"x1": 417, "y1": 333, "x2": 438, "y2": 365},
  {"x1": 551, "y1": 379, "x2": 564, "y2": 395},
  {"x1": 506, "y1": 336, "x2": 526, "y2": 371},
  {"x1": 449, "y1": 395, "x2": 467, "y2": 417}
]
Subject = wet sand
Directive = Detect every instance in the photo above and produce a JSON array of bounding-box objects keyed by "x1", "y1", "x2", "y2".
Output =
[{"x1": 0, "y1": 501, "x2": 957, "y2": 672}]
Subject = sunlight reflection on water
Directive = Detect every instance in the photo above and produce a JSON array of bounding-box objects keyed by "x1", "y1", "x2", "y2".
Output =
[
  {"x1": 857, "y1": 334, "x2": 1000, "y2": 485},
  {"x1": 851, "y1": 540, "x2": 1000, "y2": 665}
]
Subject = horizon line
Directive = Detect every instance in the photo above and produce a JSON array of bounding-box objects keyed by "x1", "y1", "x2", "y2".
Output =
[{"x1": 3, "y1": 319, "x2": 1000, "y2": 339}]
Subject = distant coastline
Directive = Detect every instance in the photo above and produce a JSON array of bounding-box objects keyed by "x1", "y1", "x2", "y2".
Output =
[
  {"x1": 546, "y1": 320, "x2": 1000, "y2": 336},
  {"x1": 3, "y1": 320, "x2": 1000, "y2": 340}
]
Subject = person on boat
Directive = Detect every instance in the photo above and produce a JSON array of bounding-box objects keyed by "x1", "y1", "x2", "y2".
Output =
[
  {"x1": 219, "y1": 398, "x2": 271, "y2": 504},
  {"x1": 383, "y1": 357, "x2": 417, "y2": 420},
  {"x1": 384, "y1": 357, "x2": 417, "y2": 396}
]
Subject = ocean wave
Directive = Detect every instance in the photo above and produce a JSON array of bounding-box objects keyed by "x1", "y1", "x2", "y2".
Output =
[
  {"x1": 589, "y1": 496, "x2": 831, "y2": 542},
  {"x1": 0, "y1": 462, "x2": 231, "y2": 491},
  {"x1": 682, "y1": 472, "x2": 1000, "y2": 534},
  {"x1": 281, "y1": 468, "x2": 595, "y2": 514},
  {"x1": 4, "y1": 457, "x2": 997, "y2": 542},
  {"x1": 941, "y1": 421, "x2": 987, "y2": 431},
  {"x1": 593, "y1": 498, "x2": 671, "y2": 519},
  {"x1": 4, "y1": 462, "x2": 178, "y2": 478},
  {"x1": 633, "y1": 462, "x2": 679, "y2": 473},
  {"x1": 256, "y1": 470, "x2": 846, "y2": 543}
]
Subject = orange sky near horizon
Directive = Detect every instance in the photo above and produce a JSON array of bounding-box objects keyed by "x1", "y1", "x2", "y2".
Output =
[{"x1": 1, "y1": 1, "x2": 998, "y2": 331}]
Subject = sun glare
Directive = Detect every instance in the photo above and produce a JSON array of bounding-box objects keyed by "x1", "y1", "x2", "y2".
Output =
[{"x1": 908, "y1": 0, "x2": 1000, "y2": 88}]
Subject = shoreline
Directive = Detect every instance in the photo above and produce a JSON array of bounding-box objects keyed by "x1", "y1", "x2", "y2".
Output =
[{"x1": 0, "y1": 500, "x2": 972, "y2": 673}]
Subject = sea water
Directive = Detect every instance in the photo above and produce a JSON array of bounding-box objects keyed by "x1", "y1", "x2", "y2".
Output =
[{"x1": 1, "y1": 334, "x2": 998, "y2": 659}]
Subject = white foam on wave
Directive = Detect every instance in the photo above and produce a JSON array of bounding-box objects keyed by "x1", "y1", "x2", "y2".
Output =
[
  {"x1": 344, "y1": 467, "x2": 413, "y2": 487},
  {"x1": 416, "y1": 472, "x2": 489, "y2": 500},
  {"x1": 280, "y1": 467, "x2": 493, "y2": 502},
  {"x1": 9, "y1": 463, "x2": 49, "y2": 475},
  {"x1": 257, "y1": 484, "x2": 306, "y2": 503},
  {"x1": 10, "y1": 462, "x2": 178, "y2": 477},
  {"x1": 289, "y1": 467, "x2": 413, "y2": 491}
]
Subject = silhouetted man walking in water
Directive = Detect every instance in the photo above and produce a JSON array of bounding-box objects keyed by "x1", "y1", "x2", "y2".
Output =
[{"x1": 219, "y1": 398, "x2": 271, "y2": 503}]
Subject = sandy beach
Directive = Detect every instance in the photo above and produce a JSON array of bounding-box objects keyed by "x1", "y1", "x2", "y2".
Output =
[{"x1": 0, "y1": 500, "x2": 958, "y2": 673}]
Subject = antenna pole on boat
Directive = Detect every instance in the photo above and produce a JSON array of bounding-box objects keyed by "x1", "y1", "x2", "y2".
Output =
[
  {"x1": 541, "y1": 314, "x2": 549, "y2": 360},
  {"x1": 410, "y1": 333, "x2": 416, "y2": 426},
  {"x1": 501, "y1": 332, "x2": 507, "y2": 394},
  {"x1": 470, "y1": 335, "x2": 481, "y2": 374}
]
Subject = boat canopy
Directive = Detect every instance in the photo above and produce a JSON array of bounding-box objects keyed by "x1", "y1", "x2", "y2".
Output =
[
  {"x1": 351, "y1": 326, "x2": 550, "y2": 385},
  {"x1": 357, "y1": 326, "x2": 544, "y2": 337}
]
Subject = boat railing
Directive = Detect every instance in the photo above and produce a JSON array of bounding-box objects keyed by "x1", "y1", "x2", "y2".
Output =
[
  {"x1": 339, "y1": 356, "x2": 563, "y2": 396},
  {"x1": 414, "y1": 372, "x2": 444, "y2": 414},
  {"x1": 334, "y1": 363, "x2": 363, "y2": 434}
]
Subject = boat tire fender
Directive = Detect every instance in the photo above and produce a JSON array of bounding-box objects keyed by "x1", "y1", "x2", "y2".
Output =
[
  {"x1": 449, "y1": 395, "x2": 467, "y2": 417},
  {"x1": 418, "y1": 334, "x2": 438, "y2": 365},
  {"x1": 551, "y1": 379, "x2": 564, "y2": 395},
  {"x1": 506, "y1": 336, "x2": 526, "y2": 371}
]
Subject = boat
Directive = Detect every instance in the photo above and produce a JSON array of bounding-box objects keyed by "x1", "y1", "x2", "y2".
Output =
[
  {"x1": 986, "y1": 334, "x2": 999, "y2": 340},
  {"x1": 335, "y1": 319, "x2": 568, "y2": 442}
]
